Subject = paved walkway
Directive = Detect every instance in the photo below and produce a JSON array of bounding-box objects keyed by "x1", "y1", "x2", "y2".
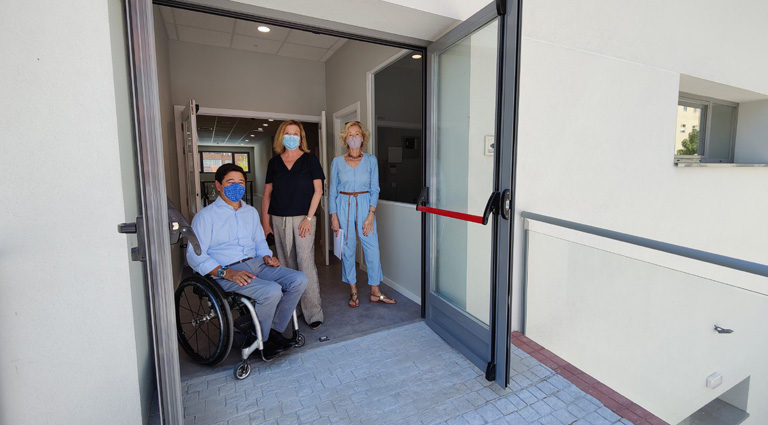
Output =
[{"x1": 179, "y1": 322, "x2": 633, "y2": 425}]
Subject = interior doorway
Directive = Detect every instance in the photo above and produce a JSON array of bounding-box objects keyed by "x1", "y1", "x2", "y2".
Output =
[{"x1": 154, "y1": 2, "x2": 425, "y2": 383}]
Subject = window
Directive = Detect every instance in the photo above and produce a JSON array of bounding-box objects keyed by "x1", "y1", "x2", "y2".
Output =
[
  {"x1": 675, "y1": 93, "x2": 737, "y2": 163},
  {"x1": 372, "y1": 51, "x2": 423, "y2": 203}
]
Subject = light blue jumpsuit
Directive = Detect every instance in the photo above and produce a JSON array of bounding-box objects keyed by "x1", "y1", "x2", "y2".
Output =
[{"x1": 329, "y1": 154, "x2": 383, "y2": 286}]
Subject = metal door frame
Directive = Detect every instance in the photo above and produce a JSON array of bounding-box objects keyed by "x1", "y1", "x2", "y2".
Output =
[{"x1": 422, "y1": 0, "x2": 521, "y2": 387}]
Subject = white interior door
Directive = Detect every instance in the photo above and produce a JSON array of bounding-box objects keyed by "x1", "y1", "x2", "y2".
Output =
[{"x1": 181, "y1": 99, "x2": 201, "y2": 218}]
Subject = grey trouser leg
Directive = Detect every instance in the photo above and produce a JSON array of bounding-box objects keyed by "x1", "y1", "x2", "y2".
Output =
[
  {"x1": 215, "y1": 258, "x2": 307, "y2": 339},
  {"x1": 272, "y1": 215, "x2": 324, "y2": 325}
]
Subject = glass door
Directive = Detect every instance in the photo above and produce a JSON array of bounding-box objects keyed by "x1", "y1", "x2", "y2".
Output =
[{"x1": 422, "y1": 2, "x2": 515, "y2": 386}]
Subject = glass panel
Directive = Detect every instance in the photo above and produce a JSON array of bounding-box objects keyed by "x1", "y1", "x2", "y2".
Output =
[
  {"x1": 432, "y1": 19, "x2": 499, "y2": 325},
  {"x1": 675, "y1": 101, "x2": 706, "y2": 156},
  {"x1": 523, "y1": 229, "x2": 765, "y2": 423},
  {"x1": 374, "y1": 51, "x2": 424, "y2": 204},
  {"x1": 707, "y1": 103, "x2": 737, "y2": 162}
]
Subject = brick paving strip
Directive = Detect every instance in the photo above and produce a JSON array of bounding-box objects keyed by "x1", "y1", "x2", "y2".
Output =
[
  {"x1": 511, "y1": 332, "x2": 668, "y2": 425},
  {"x1": 180, "y1": 322, "x2": 642, "y2": 424}
]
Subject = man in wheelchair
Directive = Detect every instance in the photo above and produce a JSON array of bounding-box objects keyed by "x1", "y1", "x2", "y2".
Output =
[{"x1": 186, "y1": 163, "x2": 308, "y2": 359}]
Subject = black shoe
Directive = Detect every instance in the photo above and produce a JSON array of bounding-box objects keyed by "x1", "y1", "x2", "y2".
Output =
[
  {"x1": 310, "y1": 321, "x2": 323, "y2": 330},
  {"x1": 269, "y1": 329, "x2": 296, "y2": 349},
  {"x1": 261, "y1": 340, "x2": 284, "y2": 359}
]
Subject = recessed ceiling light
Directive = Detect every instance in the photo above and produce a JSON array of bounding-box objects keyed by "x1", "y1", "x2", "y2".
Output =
[
  {"x1": 268, "y1": 119, "x2": 274, "y2": 122},
  {"x1": 257, "y1": 128, "x2": 264, "y2": 132},
  {"x1": 263, "y1": 123, "x2": 268, "y2": 126},
  {"x1": 257, "y1": 25, "x2": 270, "y2": 33},
  {"x1": 411, "y1": 54, "x2": 422, "y2": 60}
]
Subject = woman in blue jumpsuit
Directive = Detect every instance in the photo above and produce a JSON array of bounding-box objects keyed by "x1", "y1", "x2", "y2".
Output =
[{"x1": 329, "y1": 121, "x2": 397, "y2": 307}]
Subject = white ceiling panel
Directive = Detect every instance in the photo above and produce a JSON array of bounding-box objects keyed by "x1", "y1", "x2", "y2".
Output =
[
  {"x1": 277, "y1": 43, "x2": 327, "y2": 61},
  {"x1": 286, "y1": 30, "x2": 339, "y2": 49},
  {"x1": 231, "y1": 34, "x2": 283, "y2": 54},
  {"x1": 173, "y1": 8, "x2": 234, "y2": 33},
  {"x1": 177, "y1": 26, "x2": 232, "y2": 48},
  {"x1": 234, "y1": 20, "x2": 290, "y2": 41}
]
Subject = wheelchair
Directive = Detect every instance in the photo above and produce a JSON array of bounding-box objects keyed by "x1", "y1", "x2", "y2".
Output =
[{"x1": 175, "y1": 269, "x2": 305, "y2": 380}]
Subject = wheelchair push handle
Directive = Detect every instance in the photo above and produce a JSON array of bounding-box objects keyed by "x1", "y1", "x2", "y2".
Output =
[{"x1": 167, "y1": 200, "x2": 201, "y2": 255}]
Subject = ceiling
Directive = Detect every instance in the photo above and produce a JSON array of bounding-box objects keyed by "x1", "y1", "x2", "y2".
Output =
[
  {"x1": 158, "y1": 6, "x2": 347, "y2": 62},
  {"x1": 196, "y1": 115, "x2": 277, "y2": 146}
]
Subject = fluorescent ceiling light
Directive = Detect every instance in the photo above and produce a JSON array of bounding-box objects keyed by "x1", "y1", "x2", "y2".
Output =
[{"x1": 257, "y1": 26, "x2": 270, "y2": 33}]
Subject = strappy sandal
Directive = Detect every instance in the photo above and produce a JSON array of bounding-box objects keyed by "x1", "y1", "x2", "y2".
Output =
[
  {"x1": 348, "y1": 291, "x2": 359, "y2": 308},
  {"x1": 370, "y1": 293, "x2": 397, "y2": 304}
]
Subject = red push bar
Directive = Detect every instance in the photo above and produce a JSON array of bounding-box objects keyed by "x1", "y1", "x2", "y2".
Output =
[{"x1": 416, "y1": 205, "x2": 485, "y2": 224}]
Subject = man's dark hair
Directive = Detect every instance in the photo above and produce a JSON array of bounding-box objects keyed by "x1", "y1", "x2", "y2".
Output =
[{"x1": 215, "y1": 163, "x2": 247, "y2": 184}]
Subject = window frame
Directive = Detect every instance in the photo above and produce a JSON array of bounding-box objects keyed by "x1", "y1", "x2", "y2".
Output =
[{"x1": 676, "y1": 92, "x2": 738, "y2": 164}]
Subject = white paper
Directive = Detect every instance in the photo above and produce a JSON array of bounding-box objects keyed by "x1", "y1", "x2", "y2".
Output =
[{"x1": 333, "y1": 229, "x2": 344, "y2": 259}]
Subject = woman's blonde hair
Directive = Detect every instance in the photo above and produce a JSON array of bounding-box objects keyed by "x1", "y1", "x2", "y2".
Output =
[
  {"x1": 273, "y1": 120, "x2": 310, "y2": 154},
  {"x1": 339, "y1": 121, "x2": 370, "y2": 151}
]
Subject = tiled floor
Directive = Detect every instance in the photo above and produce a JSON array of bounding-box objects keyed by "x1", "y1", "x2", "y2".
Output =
[{"x1": 178, "y1": 322, "x2": 635, "y2": 425}]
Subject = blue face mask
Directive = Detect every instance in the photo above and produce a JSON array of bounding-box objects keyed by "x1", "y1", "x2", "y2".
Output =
[
  {"x1": 223, "y1": 183, "x2": 245, "y2": 203},
  {"x1": 283, "y1": 134, "x2": 300, "y2": 150}
]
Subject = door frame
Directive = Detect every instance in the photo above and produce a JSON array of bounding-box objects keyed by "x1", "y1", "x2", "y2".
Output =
[
  {"x1": 127, "y1": 1, "x2": 428, "y2": 422},
  {"x1": 331, "y1": 102, "x2": 360, "y2": 158}
]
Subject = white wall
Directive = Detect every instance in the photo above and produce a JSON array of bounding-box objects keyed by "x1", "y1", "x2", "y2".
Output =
[
  {"x1": 377, "y1": 201, "x2": 421, "y2": 302},
  {"x1": 168, "y1": 40, "x2": 326, "y2": 115},
  {"x1": 0, "y1": 1, "x2": 143, "y2": 424},
  {"x1": 525, "y1": 224, "x2": 768, "y2": 424},
  {"x1": 735, "y1": 100, "x2": 768, "y2": 164},
  {"x1": 514, "y1": 0, "x2": 768, "y2": 423}
]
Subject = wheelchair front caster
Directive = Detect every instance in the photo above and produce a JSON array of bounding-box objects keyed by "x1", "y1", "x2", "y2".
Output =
[
  {"x1": 234, "y1": 361, "x2": 251, "y2": 380},
  {"x1": 294, "y1": 332, "x2": 305, "y2": 348}
]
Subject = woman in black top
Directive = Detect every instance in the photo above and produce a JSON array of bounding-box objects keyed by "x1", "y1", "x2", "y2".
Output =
[{"x1": 262, "y1": 120, "x2": 325, "y2": 329}]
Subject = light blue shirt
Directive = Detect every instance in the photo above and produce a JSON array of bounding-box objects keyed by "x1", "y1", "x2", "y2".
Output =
[
  {"x1": 328, "y1": 154, "x2": 380, "y2": 214},
  {"x1": 186, "y1": 197, "x2": 273, "y2": 275}
]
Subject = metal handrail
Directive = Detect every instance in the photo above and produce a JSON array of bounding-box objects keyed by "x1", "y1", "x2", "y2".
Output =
[{"x1": 521, "y1": 211, "x2": 768, "y2": 278}]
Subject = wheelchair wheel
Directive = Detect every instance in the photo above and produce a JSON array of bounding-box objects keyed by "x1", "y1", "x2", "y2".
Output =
[
  {"x1": 233, "y1": 361, "x2": 251, "y2": 380},
  {"x1": 175, "y1": 275, "x2": 233, "y2": 365}
]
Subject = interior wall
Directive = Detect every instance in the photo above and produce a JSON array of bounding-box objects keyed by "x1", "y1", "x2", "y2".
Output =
[
  {"x1": 325, "y1": 40, "x2": 422, "y2": 300},
  {"x1": 154, "y1": 6, "x2": 185, "y2": 291},
  {"x1": 735, "y1": 100, "x2": 768, "y2": 164},
  {"x1": 0, "y1": 1, "x2": 143, "y2": 424},
  {"x1": 168, "y1": 40, "x2": 325, "y2": 115}
]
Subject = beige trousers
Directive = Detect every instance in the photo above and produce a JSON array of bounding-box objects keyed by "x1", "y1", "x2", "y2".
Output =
[{"x1": 271, "y1": 215, "x2": 323, "y2": 325}]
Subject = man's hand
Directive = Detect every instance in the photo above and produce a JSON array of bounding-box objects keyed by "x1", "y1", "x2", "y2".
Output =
[
  {"x1": 225, "y1": 269, "x2": 255, "y2": 287},
  {"x1": 264, "y1": 255, "x2": 280, "y2": 267}
]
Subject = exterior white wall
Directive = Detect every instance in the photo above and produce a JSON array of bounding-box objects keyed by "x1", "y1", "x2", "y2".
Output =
[
  {"x1": 0, "y1": 1, "x2": 143, "y2": 424},
  {"x1": 514, "y1": 0, "x2": 768, "y2": 423},
  {"x1": 168, "y1": 40, "x2": 326, "y2": 116},
  {"x1": 735, "y1": 100, "x2": 768, "y2": 164},
  {"x1": 524, "y1": 224, "x2": 768, "y2": 424}
]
